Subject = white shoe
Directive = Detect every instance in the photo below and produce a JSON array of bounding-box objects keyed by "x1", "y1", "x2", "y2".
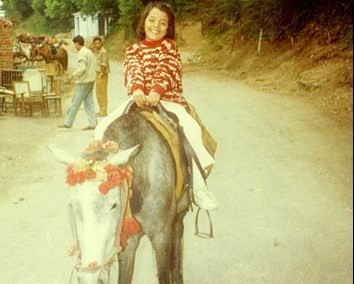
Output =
[{"x1": 193, "y1": 186, "x2": 218, "y2": 211}]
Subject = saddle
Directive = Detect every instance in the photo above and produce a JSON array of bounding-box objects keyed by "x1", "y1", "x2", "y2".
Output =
[
  {"x1": 50, "y1": 45, "x2": 58, "y2": 55},
  {"x1": 124, "y1": 102, "x2": 217, "y2": 202}
]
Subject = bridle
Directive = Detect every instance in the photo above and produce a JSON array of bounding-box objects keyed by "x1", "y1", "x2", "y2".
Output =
[{"x1": 68, "y1": 180, "x2": 130, "y2": 283}]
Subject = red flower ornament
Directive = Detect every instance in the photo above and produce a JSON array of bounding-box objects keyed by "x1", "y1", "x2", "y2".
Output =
[{"x1": 65, "y1": 141, "x2": 133, "y2": 195}]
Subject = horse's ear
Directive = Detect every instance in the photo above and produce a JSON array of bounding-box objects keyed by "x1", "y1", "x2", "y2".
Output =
[
  {"x1": 108, "y1": 145, "x2": 140, "y2": 166},
  {"x1": 47, "y1": 144, "x2": 78, "y2": 164}
]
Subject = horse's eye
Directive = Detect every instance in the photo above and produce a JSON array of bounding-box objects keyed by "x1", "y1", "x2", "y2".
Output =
[{"x1": 110, "y1": 203, "x2": 117, "y2": 210}]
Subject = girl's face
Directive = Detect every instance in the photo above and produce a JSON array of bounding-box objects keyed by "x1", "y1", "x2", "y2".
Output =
[{"x1": 144, "y1": 7, "x2": 169, "y2": 42}]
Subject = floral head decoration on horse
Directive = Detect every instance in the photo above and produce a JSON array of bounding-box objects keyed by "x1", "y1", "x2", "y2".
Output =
[{"x1": 65, "y1": 140, "x2": 133, "y2": 195}]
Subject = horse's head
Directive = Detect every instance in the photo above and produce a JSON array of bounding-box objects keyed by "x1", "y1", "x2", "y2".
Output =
[{"x1": 48, "y1": 141, "x2": 139, "y2": 283}]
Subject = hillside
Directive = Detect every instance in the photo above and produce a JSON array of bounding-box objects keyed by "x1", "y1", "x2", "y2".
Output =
[
  {"x1": 105, "y1": 20, "x2": 352, "y2": 129},
  {"x1": 178, "y1": 21, "x2": 353, "y2": 129}
]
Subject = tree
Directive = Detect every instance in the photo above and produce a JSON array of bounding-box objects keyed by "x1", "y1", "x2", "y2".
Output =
[
  {"x1": 118, "y1": 0, "x2": 144, "y2": 39},
  {"x1": 44, "y1": 0, "x2": 77, "y2": 20},
  {"x1": 68, "y1": 0, "x2": 119, "y2": 23},
  {"x1": 1, "y1": 0, "x2": 33, "y2": 20},
  {"x1": 32, "y1": 0, "x2": 46, "y2": 15},
  {"x1": 169, "y1": 0, "x2": 196, "y2": 18},
  {"x1": 32, "y1": 0, "x2": 76, "y2": 32}
]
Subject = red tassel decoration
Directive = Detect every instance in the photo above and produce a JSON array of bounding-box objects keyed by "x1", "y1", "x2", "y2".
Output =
[{"x1": 120, "y1": 197, "x2": 141, "y2": 248}]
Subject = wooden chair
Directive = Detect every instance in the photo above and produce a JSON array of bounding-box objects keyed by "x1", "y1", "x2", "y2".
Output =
[
  {"x1": 12, "y1": 80, "x2": 44, "y2": 116},
  {"x1": 1, "y1": 69, "x2": 23, "y2": 112},
  {"x1": 11, "y1": 81, "x2": 28, "y2": 116},
  {"x1": 23, "y1": 69, "x2": 47, "y2": 116},
  {"x1": 0, "y1": 88, "x2": 8, "y2": 113},
  {"x1": 40, "y1": 68, "x2": 62, "y2": 116},
  {"x1": 0, "y1": 86, "x2": 16, "y2": 113},
  {"x1": 42, "y1": 91, "x2": 62, "y2": 116},
  {"x1": 23, "y1": 69, "x2": 44, "y2": 96},
  {"x1": 22, "y1": 68, "x2": 62, "y2": 116}
]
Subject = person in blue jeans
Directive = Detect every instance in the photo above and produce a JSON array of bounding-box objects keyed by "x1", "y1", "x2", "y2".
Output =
[{"x1": 58, "y1": 35, "x2": 97, "y2": 130}]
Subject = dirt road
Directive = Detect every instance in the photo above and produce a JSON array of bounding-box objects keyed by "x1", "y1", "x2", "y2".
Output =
[{"x1": 0, "y1": 54, "x2": 352, "y2": 283}]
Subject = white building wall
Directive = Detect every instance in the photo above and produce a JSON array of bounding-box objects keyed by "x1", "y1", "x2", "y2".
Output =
[{"x1": 73, "y1": 12, "x2": 107, "y2": 38}]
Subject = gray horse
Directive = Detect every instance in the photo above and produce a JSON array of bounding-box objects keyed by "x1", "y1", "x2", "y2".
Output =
[{"x1": 49, "y1": 108, "x2": 190, "y2": 284}]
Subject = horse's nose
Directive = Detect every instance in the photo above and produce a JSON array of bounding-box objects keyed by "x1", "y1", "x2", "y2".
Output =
[
  {"x1": 77, "y1": 261, "x2": 101, "y2": 273},
  {"x1": 77, "y1": 262, "x2": 101, "y2": 283}
]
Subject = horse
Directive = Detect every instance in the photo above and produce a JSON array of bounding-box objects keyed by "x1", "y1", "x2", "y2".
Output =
[
  {"x1": 36, "y1": 42, "x2": 68, "y2": 74},
  {"x1": 13, "y1": 39, "x2": 34, "y2": 65},
  {"x1": 13, "y1": 40, "x2": 45, "y2": 65},
  {"x1": 48, "y1": 107, "x2": 190, "y2": 284}
]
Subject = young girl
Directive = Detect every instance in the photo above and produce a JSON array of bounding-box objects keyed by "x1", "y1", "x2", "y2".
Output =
[{"x1": 95, "y1": 2, "x2": 217, "y2": 211}]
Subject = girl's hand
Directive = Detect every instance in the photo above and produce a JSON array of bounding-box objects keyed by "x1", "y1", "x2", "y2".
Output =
[
  {"x1": 132, "y1": 89, "x2": 147, "y2": 107},
  {"x1": 146, "y1": 90, "x2": 161, "y2": 107}
]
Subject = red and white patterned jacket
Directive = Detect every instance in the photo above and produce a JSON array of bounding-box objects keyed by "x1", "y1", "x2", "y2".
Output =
[{"x1": 123, "y1": 38, "x2": 187, "y2": 106}]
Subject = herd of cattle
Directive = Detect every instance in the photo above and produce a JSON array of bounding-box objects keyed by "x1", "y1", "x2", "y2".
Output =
[{"x1": 13, "y1": 33, "x2": 68, "y2": 73}]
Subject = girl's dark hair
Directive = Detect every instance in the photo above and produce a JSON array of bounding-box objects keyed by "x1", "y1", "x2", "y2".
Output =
[{"x1": 136, "y1": 2, "x2": 175, "y2": 41}]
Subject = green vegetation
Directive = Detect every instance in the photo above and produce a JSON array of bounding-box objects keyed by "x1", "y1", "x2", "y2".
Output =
[
  {"x1": 2, "y1": 0, "x2": 352, "y2": 46},
  {"x1": 15, "y1": 13, "x2": 67, "y2": 35}
]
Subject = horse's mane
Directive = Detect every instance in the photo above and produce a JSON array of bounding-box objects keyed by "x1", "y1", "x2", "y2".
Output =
[
  {"x1": 104, "y1": 110, "x2": 150, "y2": 146},
  {"x1": 119, "y1": 110, "x2": 143, "y2": 128}
]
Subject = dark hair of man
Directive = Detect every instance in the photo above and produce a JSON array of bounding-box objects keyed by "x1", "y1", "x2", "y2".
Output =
[
  {"x1": 136, "y1": 2, "x2": 175, "y2": 42},
  {"x1": 73, "y1": 35, "x2": 85, "y2": 46},
  {"x1": 93, "y1": 36, "x2": 102, "y2": 42}
]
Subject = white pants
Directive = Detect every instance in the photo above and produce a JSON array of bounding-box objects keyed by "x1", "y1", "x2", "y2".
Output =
[{"x1": 95, "y1": 99, "x2": 215, "y2": 169}]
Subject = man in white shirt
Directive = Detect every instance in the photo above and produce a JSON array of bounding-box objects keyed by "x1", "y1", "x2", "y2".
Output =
[{"x1": 58, "y1": 35, "x2": 97, "y2": 130}]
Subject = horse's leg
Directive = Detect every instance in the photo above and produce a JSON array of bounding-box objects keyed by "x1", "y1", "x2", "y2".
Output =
[
  {"x1": 150, "y1": 226, "x2": 173, "y2": 284},
  {"x1": 171, "y1": 210, "x2": 188, "y2": 284},
  {"x1": 118, "y1": 232, "x2": 143, "y2": 284}
]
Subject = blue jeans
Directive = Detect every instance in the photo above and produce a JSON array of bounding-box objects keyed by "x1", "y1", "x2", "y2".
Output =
[{"x1": 65, "y1": 82, "x2": 96, "y2": 127}]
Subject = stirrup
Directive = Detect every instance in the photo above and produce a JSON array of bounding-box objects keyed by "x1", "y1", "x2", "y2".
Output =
[{"x1": 194, "y1": 208, "x2": 214, "y2": 238}]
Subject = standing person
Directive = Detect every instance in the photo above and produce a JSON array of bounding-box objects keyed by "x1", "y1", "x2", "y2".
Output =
[
  {"x1": 93, "y1": 36, "x2": 110, "y2": 117},
  {"x1": 96, "y1": 2, "x2": 217, "y2": 210},
  {"x1": 58, "y1": 35, "x2": 97, "y2": 130}
]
